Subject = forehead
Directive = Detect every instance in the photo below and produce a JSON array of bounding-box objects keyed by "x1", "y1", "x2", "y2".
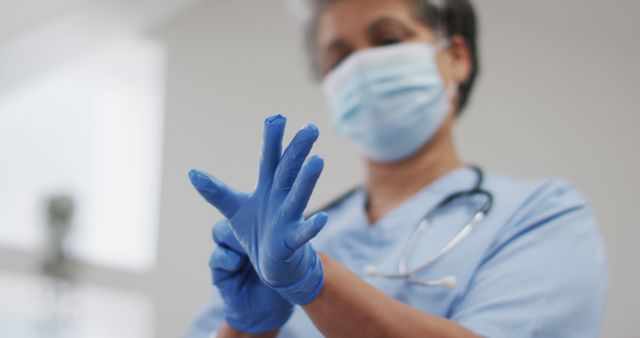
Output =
[{"x1": 316, "y1": 0, "x2": 429, "y2": 46}]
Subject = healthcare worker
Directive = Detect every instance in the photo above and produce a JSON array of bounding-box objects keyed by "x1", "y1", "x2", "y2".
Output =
[{"x1": 187, "y1": 0, "x2": 608, "y2": 337}]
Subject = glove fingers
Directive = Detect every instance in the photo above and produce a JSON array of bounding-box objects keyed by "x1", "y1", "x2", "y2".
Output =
[
  {"x1": 257, "y1": 115, "x2": 286, "y2": 189},
  {"x1": 281, "y1": 156, "x2": 324, "y2": 220},
  {"x1": 211, "y1": 247, "x2": 246, "y2": 285},
  {"x1": 212, "y1": 219, "x2": 245, "y2": 254},
  {"x1": 285, "y1": 212, "x2": 328, "y2": 251},
  {"x1": 189, "y1": 169, "x2": 246, "y2": 219},
  {"x1": 273, "y1": 124, "x2": 319, "y2": 192},
  {"x1": 211, "y1": 267, "x2": 234, "y2": 286},
  {"x1": 210, "y1": 246, "x2": 247, "y2": 272}
]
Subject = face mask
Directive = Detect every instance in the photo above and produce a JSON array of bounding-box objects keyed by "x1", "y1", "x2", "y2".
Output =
[{"x1": 322, "y1": 42, "x2": 452, "y2": 163}]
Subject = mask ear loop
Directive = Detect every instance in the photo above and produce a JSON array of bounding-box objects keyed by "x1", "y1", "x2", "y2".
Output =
[
  {"x1": 434, "y1": 38, "x2": 451, "y2": 53},
  {"x1": 445, "y1": 80, "x2": 459, "y2": 100},
  {"x1": 433, "y1": 39, "x2": 459, "y2": 103}
]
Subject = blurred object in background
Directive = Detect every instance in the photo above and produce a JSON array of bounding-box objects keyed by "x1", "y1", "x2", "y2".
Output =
[
  {"x1": 42, "y1": 194, "x2": 77, "y2": 281},
  {"x1": 0, "y1": 271, "x2": 152, "y2": 338},
  {"x1": 1, "y1": 193, "x2": 153, "y2": 338},
  {"x1": 39, "y1": 194, "x2": 78, "y2": 338}
]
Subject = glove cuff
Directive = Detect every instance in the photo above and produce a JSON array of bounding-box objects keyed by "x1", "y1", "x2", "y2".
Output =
[{"x1": 270, "y1": 246, "x2": 325, "y2": 305}]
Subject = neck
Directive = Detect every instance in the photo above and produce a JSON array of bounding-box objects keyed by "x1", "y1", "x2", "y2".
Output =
[{"x1": 364, "y1": 117, "x2": 462, "y2": 223}]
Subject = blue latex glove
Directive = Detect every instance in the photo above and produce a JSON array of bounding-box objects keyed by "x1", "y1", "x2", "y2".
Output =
[
  {"x1": 189, "y1": 114, "x2": 327, "y2": 305},
  {"x1": 209, "y1": 219, "x2": 293, "y2": 333}
]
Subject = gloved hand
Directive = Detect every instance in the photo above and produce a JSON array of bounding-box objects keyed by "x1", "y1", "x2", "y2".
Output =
[
  {"x1": 189, "y1": 114, "x2": 327, "y2": 305},
  {"x1": 209, "y1": 219, "x2": 293, "y2": 333}
]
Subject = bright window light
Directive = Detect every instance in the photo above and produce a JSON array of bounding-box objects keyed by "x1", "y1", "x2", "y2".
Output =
[{"x1": 0, "y1": 36, "x2": 165, "y2": 272}]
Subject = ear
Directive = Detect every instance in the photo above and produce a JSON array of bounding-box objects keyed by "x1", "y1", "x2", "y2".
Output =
[{"x1": 447, "y1": 35, "x2": 473, "y2": 84}]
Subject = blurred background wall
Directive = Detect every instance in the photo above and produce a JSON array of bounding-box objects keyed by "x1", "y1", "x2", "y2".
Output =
[{"x1": 0, "y1": 0, "x2": 638, "y2": 337}]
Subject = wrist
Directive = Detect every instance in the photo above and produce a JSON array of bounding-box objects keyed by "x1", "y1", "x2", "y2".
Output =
[{"x1": 269, "y1": 245, "x2": 324, "y2": 305}]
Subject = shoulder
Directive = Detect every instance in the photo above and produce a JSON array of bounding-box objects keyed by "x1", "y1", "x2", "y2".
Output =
[
  {"x1": 484, "y1": 172, "x2": 594, "y2": 237},
  {"x1": 486, "y1": 172, "x2": 588, "y2": 209},
  {"x1": 453, "y1": 172, "x2": 608, "y2": 336},
  {"x1": 480, "y1": 171, "x2": 607, "y2": 286}
]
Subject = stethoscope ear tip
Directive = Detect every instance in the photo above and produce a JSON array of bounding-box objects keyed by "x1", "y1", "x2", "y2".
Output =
[
  {"x1": 363, "y1": 265, "x2": 379, "y2": 276},
  {"x1": 441, "y1": 276, "x2": 457, "y2": 288}
]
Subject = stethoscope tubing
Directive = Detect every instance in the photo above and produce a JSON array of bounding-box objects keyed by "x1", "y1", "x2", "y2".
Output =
[{"x1": 364, "y1": 166, "x2": 493, "y2": 288}]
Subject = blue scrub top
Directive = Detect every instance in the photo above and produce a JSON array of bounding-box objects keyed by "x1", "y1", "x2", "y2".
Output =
[{"x1": 187, "y1": 167, "x2": 608, "y2": 338}]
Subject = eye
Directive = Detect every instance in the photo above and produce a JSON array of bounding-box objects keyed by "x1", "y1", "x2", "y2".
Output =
[
  {"x1": 373, "y1": 30, "x2": 411, "y2": 47},
  {"x1": 368, "y1": 17, "x2": 415, "y2": 48},
  {"x1": 377, "y1": 37, "x2": 403, "y2": 46}
]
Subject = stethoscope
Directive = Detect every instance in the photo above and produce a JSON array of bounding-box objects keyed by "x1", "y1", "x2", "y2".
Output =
[{"x1": 363, "y1": 166, "x2": 493, "y2": 288}]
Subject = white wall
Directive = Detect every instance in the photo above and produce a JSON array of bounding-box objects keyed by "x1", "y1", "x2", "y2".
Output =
[{"x1": 153, "y1": 1, "x2": 639, "y2": 337}]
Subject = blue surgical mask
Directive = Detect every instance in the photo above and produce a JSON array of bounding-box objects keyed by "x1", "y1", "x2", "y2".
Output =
[{"x1": 322, "y1": 42, "x2": 452, "y2": 163}]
